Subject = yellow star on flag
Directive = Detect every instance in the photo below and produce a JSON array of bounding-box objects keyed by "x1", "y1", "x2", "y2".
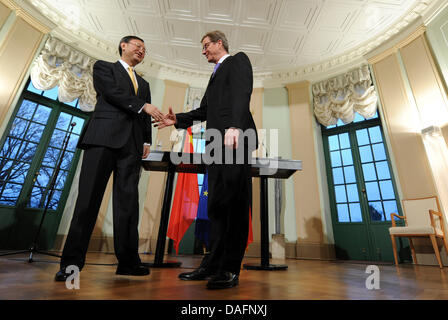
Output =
[{"x1": 203, "y1": 191, "x2": 208, "y2": 197}]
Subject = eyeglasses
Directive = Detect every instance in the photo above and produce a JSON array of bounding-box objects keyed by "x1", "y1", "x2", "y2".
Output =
[
  {"x1": 202, "y1": 41, "x2": 215, "y2": 51},
  {"x1": 128, "y1": 42, "x2": 147, "y2": 54}
]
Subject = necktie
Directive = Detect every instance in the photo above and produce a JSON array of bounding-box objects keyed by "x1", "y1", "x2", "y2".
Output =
[
  {"x1": 128, "y1": 67, "x2": 138, "y2": 95},
  {"x1": 212, "y1": 63, "x2": 221, "y2": 76}
]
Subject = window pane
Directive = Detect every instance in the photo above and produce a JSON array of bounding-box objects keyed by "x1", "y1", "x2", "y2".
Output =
[
  {"x1": 49, "y1": 190, "x2": 62, "y2": 210},
  {"x1": 379, "y1": 180, "x2": 395, "y2": 200},
  {"x1": 28, "y1": 187, "x2": 62, "y2": 210},
  {"x1": 356, "y1": 129, "x2": 370, "y2": 146},
  {"x1": 67, "y1": 134, "x2": 80, "y2": 151},
  {"x1": 56, "y1": 112, "x2": 72, "y2": 131},
  {"x1": 28, "y1": 123, "x2": 45, "y2": 143},
  {"x1": 376, "y1": 161, "x2": 390, "y2": 180},
  {"x1": 365, "y1": 182, "x2": 381, "y2": 200},
  {"x1": 36, "y1": 166, "x2": 54, "y2": 187},
  {"x1": 7, "y1": 162, "x2": 29, "y2": 184},
  {"x1": 193, "y1": 138, "x2": 198, "y2": 152},
  {"x1": 42, "y1": 86, "x2": 59, "y2": 100},
  {"x1": 61, "y1": 151, "x2": 75, "y2": 170},
  {"x1": 0, "y1": 159, "x2": 14, "y2": 181},
  {"x1": 17, "y1": 100, "x2": 37, "y2": 120},
  {"x1": 372, "y1": 143, "x2": 386, "y2": 161},
  {"x1": 25, "y1": 112, "x2": 85, "y2": 210},
  {"x1": 341, "y1": 149, "x2": 353, "y2": 165},
  {"x1": 362, "y1": 163, "x2": 377, "y2": 181},
  {"x1": 328, "y1": 135, "x2": 339, "y2": 151},
  {"x1": 349, "y1": 203, "x2": 362, "y2": 222},
  {"x1": 337, "y1": 204, "x2": 350, "y2": 222},
  {"x1": 334, "y1": 185, "x2": 347, "y2": 203},
  {"x1": 197, "y1": 173, "x2": 204, "y2": 187},
  {"x1": 33, "y1": 105, "x2": 51, "y2": 124},
  {"x1": 383, "y1": 200, "x2": 398, "y2": 221},
  {"x1": 346, "y1": 183, "x2": 359, "y2": 202},
  {"x1": 339, "y1": 133, "x2": 350, "y2": 149},
  {"x1": 55, "y1": 170, "x2": 68, "y2": 189},
  {"x1": 0, "y1": 137, "x2": 22, "y2": 159},
  {"x1": 71, "y1": 117, "x2": 85, "y2": 135},
  {"x1": 0, "y1": 183, "x2": 23, "y2": 206},
  {"x1": 10, "y1": 118, "x2": 29, "y2": 138},
  {"x1": 353, "y1": 112, "x2": 365, "y2": 123},
  {"x1": 49, "y1": 129, "x2": 66, "y2": 148},
  {"x1": 368, "y1": 126, "x2": 382, "y2": 144},
  {"x1": 200, "y1": 139, "x2": 206, "y2": 153},
  {"x1": 21, "y1": 142, "x2": 38, "y2": 161},
  {"x1": 343, "y1": 166, "x2": 356, "y2": 183},
  {"x1": 330, "y1": 151, "x2": 341, "y2": 167},
  {"x1": 359, "y1": 146, "x2": 373, "y2": 163},
  {"x1": 42, "y1": 147, "x2": 62, "y2": 167},
  {"x1": 332, "y1": 167, "x2": 344, "y2": 185},
  {"x1": 64, "y1": 98, "x2": 79, "y2": 108},
  {"x1": 28, "y1": 186, "x2": 43, "y2": 208},
  {"x1": 369, "y1": 201, "x2": 384, "y2": 221}
]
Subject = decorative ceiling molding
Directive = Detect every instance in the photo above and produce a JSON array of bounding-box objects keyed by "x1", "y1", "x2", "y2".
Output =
[
  {"x1": 14, "y1": 8, "x2": 51, "y2": 33},
  {"x1": 14, "y1": 0, "x2": 445, "y2": 87}
]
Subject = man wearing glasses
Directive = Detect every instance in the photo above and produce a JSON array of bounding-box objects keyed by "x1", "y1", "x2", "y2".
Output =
[
  {"x1": 55, "y1": 36, "x2": 164, "y2": 281},
  {"x1": 154, "y1": 31, "x2": 257, "y2": 289}
]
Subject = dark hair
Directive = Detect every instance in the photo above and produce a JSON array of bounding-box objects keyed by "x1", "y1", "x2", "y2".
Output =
[
  {"x1": 118, "y1": 35, "x2": 144, "y2": 56},
  {"x1": 201, "y1": 30, "x2": 229, "y2": 53}
]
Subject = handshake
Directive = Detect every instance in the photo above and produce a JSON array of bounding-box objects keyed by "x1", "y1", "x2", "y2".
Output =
[
  {"x1": 143, "y1": 104, "x2": 176, "y2": 129},
  {"x1": 143, "y1": 104, "x2": 240, "y2": 149}
]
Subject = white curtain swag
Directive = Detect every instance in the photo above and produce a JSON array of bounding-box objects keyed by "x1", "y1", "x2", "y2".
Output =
[
  {"x1": 30, "y1": 37, "x2": 97, "y2": 111},
  {"x1": 312, "y1": 65, "x2": 378, "y2": 126}
]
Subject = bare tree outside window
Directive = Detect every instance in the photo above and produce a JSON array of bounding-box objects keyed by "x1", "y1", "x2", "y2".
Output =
[{"x1": 0, "y1": 82, "x2": 85, "y2": 210}]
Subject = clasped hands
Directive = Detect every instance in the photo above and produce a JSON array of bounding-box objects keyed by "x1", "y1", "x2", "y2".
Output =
[{"x1": 152, "y1": 107, "x2": 240, "y2": 149}]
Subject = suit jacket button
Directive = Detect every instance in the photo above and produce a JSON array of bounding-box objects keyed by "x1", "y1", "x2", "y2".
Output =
[{"x1": 129, "y1": 105, "x2": 132, "y2": 108}]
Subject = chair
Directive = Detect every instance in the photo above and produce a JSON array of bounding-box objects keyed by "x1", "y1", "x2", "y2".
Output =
[{"x1": 389, "y1": 196, "x2": 448, "y2": 268}]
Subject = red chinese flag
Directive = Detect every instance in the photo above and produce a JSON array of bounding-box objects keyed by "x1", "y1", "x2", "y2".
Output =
[
  {"x1": 246, "y1": 206, "x2": 253, "y2": 250},
  {"x1": 167, "y1": 127, "x2": 199, "y2": 254}
]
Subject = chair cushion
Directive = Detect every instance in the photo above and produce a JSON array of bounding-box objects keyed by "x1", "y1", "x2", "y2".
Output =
[{"x1": 389, "y1": 226, "x2": 443, "y2": 236}]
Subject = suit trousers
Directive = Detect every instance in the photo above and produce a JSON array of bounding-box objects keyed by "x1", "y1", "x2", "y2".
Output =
[
  {"x1": 204, "y1": 160, "x2": 252, "y2": 275},
  {"x1": 60, "y1": 134, "x2": 142, "y2": 270}
]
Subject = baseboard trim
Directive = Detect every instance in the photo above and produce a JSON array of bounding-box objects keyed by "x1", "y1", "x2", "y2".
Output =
[{"x1": 53, "y1": 235, "x2": 336, "y2": 261}]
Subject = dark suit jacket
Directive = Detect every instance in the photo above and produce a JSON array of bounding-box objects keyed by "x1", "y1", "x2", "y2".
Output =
[
  {"x1": 176, "y1": 52, "x2": 258, "y2": 151},
  {"x1": 78, "y1": 60, "x2": 152, "y2": 151}
]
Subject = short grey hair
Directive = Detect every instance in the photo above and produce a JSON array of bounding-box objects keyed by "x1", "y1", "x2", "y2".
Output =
[{"x1": 201, "y1": 30, "x2": 229, "y2": 53}]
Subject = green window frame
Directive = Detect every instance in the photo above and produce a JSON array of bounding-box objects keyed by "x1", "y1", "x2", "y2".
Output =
[
  {"x1": 0, "y1": 79, "x2": 90, "y2": 212},
  {"x1": 321, "y1": 112, "x2": 403, "y2": 224}
]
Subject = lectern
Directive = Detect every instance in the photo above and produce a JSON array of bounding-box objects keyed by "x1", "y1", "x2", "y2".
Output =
[{"x1": 142, "y1": 151, "x2": 301, "y2": 270}]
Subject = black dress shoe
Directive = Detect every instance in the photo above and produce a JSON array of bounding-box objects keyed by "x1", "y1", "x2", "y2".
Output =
[
  {"x1": 178, "y1": 267, "x2": 213, "y2": 281},
  {"x1": 206, "y1": 271, "x2": 239, "y2": 289},
  {"x1": 54, "y1": 268, "x2": 71, "y2": 282},
  {"x1": 116, "y1": 265, "x2": 150, "y2": 276}
]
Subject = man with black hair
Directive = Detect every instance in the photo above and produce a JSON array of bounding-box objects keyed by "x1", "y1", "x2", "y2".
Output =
[{"x1": 55, "y1": 36, "x2": 163, "y2": 281}]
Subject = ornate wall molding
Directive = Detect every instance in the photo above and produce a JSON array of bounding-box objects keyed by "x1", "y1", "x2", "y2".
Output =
[{"x1": 13, "y1": 0, "x2": 443, "y2": 88}]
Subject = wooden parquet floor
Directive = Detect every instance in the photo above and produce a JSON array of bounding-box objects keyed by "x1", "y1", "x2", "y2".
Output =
[{"x1": 1, "y1": 251, "x2": 448, "y2": 300}]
